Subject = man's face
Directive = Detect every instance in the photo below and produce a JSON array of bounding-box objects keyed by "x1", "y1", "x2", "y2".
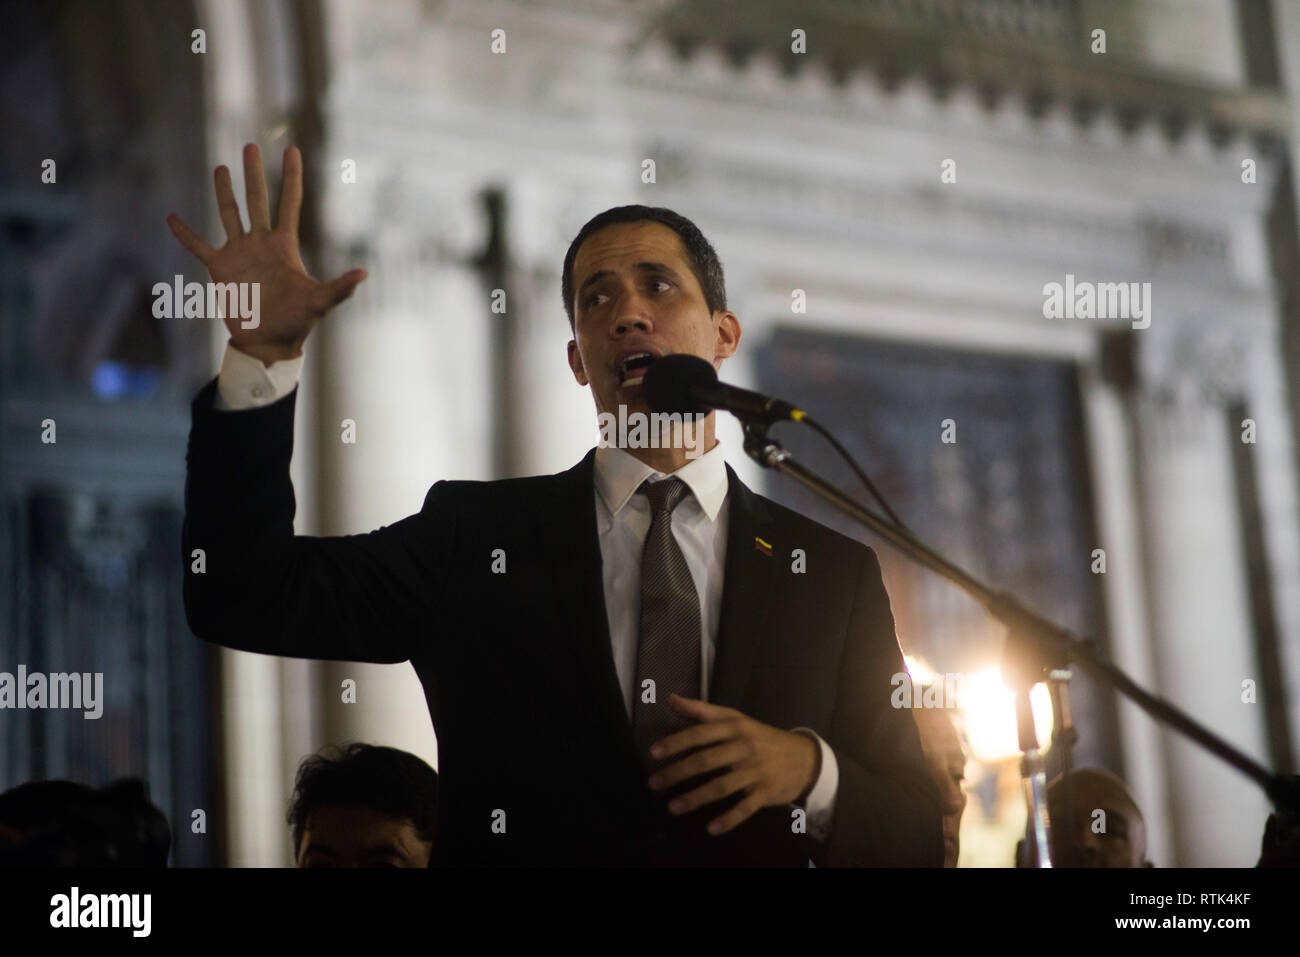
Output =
[
  {"x1": 566, "y1": 221, "x2": 740, "y2": 419},
  {"x1": 296, "y1": 805, "x2": 432, "y2": 868},
  {"x1": 1048, "y1": 778, "x2": 1148, "y2": 868},
  {"x1": 913, "y1": 710, "x2": 967, "y2": 867}
]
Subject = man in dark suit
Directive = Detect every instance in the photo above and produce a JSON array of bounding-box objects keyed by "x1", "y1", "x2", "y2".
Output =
[{"x1": 169, "y1": 144, "x2": 943, "y2": 866}]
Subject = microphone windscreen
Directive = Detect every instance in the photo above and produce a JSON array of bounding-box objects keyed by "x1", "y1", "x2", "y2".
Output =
[{"x1": 643, "y1": 354, "x2": 717, "y2": 415}]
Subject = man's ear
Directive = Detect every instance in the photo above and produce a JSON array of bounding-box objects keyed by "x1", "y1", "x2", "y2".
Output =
[
  {"x1": 567, "y1": 339, "x2": 589, "y2": 386},
  {"x1": 713, "y1": 310, "x2": 741, "y2": 364}
]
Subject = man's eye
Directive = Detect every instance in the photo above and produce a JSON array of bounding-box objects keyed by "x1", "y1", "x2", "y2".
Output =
[{"x1": 652, "y1": 279, "x2": 672, "y2": 292}]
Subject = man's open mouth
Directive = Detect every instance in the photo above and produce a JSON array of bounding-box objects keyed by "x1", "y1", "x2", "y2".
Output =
[{"x1": 617, "y1": 352, "x2": 657, "y2": 387}]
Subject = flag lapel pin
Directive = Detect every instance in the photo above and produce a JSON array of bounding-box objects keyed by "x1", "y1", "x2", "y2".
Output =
[{"x1": 754, "y1": 536, "x2": 773, "y2": 557}]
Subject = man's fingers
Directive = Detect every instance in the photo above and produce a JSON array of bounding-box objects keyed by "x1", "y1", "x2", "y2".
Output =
[
  {"x1": 243, "y1": 143, "x2": 271, "y2": 232},
  {"x1": 213, "y1": 165, "x2": 245, "y2": 240},
  {"x1": 166, "y1": 214, "x2": 216, "y2": 265},
  {"x1": 651, "y1": 740, "x2": 751, "y2": 792},
  {"x1": 706, "y1": 791, "x2": 766, "y2": 836},
  {"x1": 651, "y1": 717, "x2": 741, "y2": 761},
  {"x1": 315, "y1": 269, "x2": 367, "y2": 311},
  {"x1": 669, "y1": 767, "x2": 760, "y2": 819},
  {"x1": 276, "y1": 146, "x2": 303, "y2": 236},
  {"x1": 666, "y1": 693, "x2": 735, "y2": 721}
]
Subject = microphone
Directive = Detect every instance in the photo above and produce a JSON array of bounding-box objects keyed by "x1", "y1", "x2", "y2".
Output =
[{"x1": 642, "y1": 354, "x2": 804, "y2": 425}]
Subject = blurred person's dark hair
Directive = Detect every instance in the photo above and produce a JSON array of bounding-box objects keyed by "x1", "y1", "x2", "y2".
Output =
[
  {"x1": 561, "y1": 205, "x2": 728, "y2": 329},
  {"x1": 0, "y1": 778, "x2": 171, "y2": 867},
  {"x1": 1257, "y1": 775, "x2": 1300, "y2": 867},
  {"x1": 287, "y1": 742, "x2": 438, "y2": 860}
]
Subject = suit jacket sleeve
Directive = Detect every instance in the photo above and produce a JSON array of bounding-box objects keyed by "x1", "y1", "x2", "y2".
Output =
[
  {"x1": 182, "y1": 378, "x2": 447, "y2": 663},
  {"x1": 814, "y1": 545, "x2": 944, "y2": 866}
]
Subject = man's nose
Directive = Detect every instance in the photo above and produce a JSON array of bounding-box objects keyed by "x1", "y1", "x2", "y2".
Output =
[
  {"x1": 946, "y1": 785, "x2": 967, "y2": 816},
  {"x1": 940, "y1": 782, "x2": 965, "y2": 815},
  {"x1": 615, "y1": 318, "x2": 650, "y2": 333},
  {"x1": 613, "y1": 312, "x2": 652, "y2": 335},
  {"x1": 1076, "y1": 826, "x2": 1103, "y2": 862},
  {"x1": 612, "y1": 290, "x2": 655, "y2": 334}
]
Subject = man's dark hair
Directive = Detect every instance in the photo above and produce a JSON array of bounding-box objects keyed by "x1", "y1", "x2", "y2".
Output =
[
  {"x1": 287, "y1": 743, "x2": 438, "y2": 856},
  {"x1": 561, "y1": 205, "x2": 727, "y2": 329},
  {"x1": 0, "y1": 778, "x2": 171, "y2": 867}
]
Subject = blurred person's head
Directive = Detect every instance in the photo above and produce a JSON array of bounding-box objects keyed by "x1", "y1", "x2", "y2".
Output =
[
  {"x1": 0, "y1": 778, "x2": 170, "y2": 867},
  {"x1": 289, "y1": 743, "x2": 438, "y2": 868},
  {"x1": 912, "y1": 706, "x2": 967, "y2": 866},
  {"x1": 1258, "y1": 808, "x2": 1300, "y2": 867},
  {"x1": 1046, "y1": 768, "x2": 1151, "y2": 868},
  {"x1": 562, "y1": 206, "x2": 740, "y2": 442}
]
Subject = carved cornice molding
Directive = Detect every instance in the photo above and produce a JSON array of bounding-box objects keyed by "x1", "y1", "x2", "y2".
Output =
[
  {"x1": 623, "y1": 39, "x2": 1284, "y2": 167},
  {"x1": 1135, "y1": 307, "x2": 1254, "y2": 440},
  {"x1": 635, "y1": 0, "x2": 1290, "y2": 146},
  {"x1": 641, "y1": 138, "x2": 1240, "y2": 280},
  {"x1": 320, "y1": 160, "x2": 489, "y2": 263}
]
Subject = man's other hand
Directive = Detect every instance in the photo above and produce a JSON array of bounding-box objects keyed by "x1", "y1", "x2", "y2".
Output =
[{"x1": 647, "y1": 694, "x2": 820, "y2": 836}]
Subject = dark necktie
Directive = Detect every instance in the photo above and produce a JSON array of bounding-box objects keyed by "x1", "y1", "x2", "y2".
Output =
[{"x1": 632, "y1": 477, "x2": 702, "y2": 770}]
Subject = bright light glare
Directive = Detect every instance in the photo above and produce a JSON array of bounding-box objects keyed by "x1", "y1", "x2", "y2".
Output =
[
  {"x1": 903, "y1": 654, "x2": 937, "y2": 684},
  {"x1": 959, "y1": 667, "x2": 1055, "y2": 762}
]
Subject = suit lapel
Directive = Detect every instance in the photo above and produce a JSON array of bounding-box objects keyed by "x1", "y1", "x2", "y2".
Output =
[
  {"x1": 710, "y1": 465, "x2": 778, "y2": 710},
  {"x1": 534, "y1": 449, "x2": 645, "y2": 795}
]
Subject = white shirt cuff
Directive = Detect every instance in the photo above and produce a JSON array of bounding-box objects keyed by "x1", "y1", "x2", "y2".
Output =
[
  {"x1": 791, "y1": 727, "x2": 838, "y2": 843},
  {"x1": 214, "y1": 340, "x2": 304, "y2": 410}
]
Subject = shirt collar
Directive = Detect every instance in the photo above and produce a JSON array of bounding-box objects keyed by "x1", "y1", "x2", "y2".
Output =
[{"x1": 593, "y1": 441, "x2": 729, "y2": 521}]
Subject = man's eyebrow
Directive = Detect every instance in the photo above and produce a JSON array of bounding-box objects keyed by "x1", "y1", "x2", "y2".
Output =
[{"x1": 577, "y1": 262, "x2": 682, "y2": 297}]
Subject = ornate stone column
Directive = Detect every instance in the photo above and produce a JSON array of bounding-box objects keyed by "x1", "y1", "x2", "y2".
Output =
[
  {"x1": 1131, "y1": 318, "x2": 1272, "y2": 865},
  {"x1": 312, "y1": 157, "x2": 492, "y2": 779}
]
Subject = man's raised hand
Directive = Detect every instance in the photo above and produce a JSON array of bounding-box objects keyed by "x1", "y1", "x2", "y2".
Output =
[{"x1": 166, "y1": 143, "x2": 365, "y2": 366}]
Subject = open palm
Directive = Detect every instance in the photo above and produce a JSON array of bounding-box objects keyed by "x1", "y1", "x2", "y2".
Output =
[{"x1": 166, "y1": 143, "x2": 365, "y2": 365}]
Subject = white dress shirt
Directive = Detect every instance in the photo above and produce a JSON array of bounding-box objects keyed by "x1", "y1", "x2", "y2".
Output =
[{"x1": 214, "y1": 341, "x2": 839, "y2": 846}]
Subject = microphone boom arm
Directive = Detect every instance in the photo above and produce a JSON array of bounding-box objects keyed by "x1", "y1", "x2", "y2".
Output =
[{"x1": 739, "y1": 419, "x2": 1296, "y2": 828}]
